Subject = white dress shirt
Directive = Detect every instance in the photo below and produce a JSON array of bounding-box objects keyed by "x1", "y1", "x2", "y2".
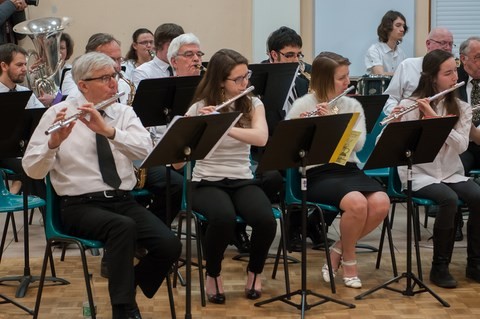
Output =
[
  {"x1": 382, "y1": 57, "x2": 423, "y2": 115},
  {"x1": 22, "y1": 93, "x2": 152, "y2": 196},
  {"x1": 365, "y1": 42, "x2": 406, "y2": 75},
  {"x1": 0, "y1": 82, "x2": 45, "y2": 109},
  {"x1": 286, "y1": 93, "x2": 366, "y2": 166},
  {"x1": 397, "y1": 98, "x2": 471, "y2": 191},
  {"x1": 132, "y1": 56, "x2": 171, "y2": 87}
]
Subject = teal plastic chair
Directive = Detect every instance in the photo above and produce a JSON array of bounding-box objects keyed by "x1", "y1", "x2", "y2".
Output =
[
  {"x1": 33, "y1": 176, "x2": 103, "y2": 319},
  {"x1": 0, "y1": 170, "x2": 46, "y2": 264}
]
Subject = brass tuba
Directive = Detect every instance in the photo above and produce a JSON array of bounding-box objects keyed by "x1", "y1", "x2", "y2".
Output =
[{"x1": 14, "y1": 17, "x2": 71, "y2": 97}]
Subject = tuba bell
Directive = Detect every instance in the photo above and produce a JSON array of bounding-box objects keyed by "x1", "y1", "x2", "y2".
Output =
[{"x1": 13, "y1": 17, "x2": 71, "y2": 97}]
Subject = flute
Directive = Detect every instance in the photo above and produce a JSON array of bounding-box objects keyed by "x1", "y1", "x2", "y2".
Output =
[
  {"x1": 45, "y1": 92, "x2": 125, "y2": 135},
  {"x1": 214, "y1": 86, "x2": 255, "y2": 112},
  {"x1": 380, "y1": 81, "x2": 465, "y2": 126},
  {"x1": 305, "y1": 85, "x2": 355, "y2": 117}
]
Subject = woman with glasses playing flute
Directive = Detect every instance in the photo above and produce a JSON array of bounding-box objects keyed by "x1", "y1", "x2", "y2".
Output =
[
  {"x1": 286, "y1": 51, "x2": 390, "y2": 289},
  {"x1": 390, "y1": 49, "x2": 480, "y2": 288},
  {"x1": 174, "y1": 49, "x2": 276, "y2": 304}
]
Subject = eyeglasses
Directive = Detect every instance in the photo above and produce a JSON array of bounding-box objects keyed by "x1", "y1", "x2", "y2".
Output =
[
  {"x1": 82, "y1": 73, "x2": 117, "y2": 84},
  {"x1": 277, "y1": 51, "x2": 305, "y2": 59},
  {"x1": 429, "y1": 39, "x2": 456, "y2": 48},
  {"x1": 176, "y1": 51, "x2": 205, "y2": 59},
  {"x1": 466, "y1": 55, "x2": 480, "y2": 63},
  {"x1": 110, "y1": 56, "x2": 124, "y2": 64},
  {"x1": 226, "y1": 70, "x2": 252, "y2": 85},
  {"x1": 136, "y1": 40, "x2": 154, "y2": 46}
]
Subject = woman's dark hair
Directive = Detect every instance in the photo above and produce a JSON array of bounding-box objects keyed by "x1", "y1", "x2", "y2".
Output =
[
  {"x1": 125, "y1": 28, "x2": 153, "y2": 61},
  {"x1": 411, "y1": 49, "x2": 460, "y2": 119},
  {"x1": 310, "y1": 51, "x2": 350, "y2": 102},
  {"x1": 192, "y1": 49, "x2": 252, "y2": 127},
  {"x1": 60, "y1": 33, "x2": 74, "y2": 60},
  {"x1": 377, "y1": 10, "x2": 408, "y2": 43}
]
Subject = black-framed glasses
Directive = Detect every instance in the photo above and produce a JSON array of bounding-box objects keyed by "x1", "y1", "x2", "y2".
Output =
[
  {"x1": 226, "y1": 70, "x2": 252, "y2": 85},
  {"x1": 136, "y1": 40, "x2": 154, "y2": 46},
  {"x1": 82, "y1": 73, "x2": 117, "y2": 84},
  {"x1": 176, "y1": 51, "x2": 205, "y2": 59},
  {"x1": 277, "y1": 51, "x2": 305, "y2": 59},
  {"x1": 429, "y1": 39, "x2": 456, "y2": 48}
]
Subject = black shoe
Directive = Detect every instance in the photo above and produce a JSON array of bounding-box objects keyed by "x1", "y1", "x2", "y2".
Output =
[
  {"x1": 206, "y1": 274, "x2": 226, "y2": 304},
  {"x1": 466, "y1": 264, "x2": 480, "y2": 282},
  {"x1": 455, "y1": 218, "x2": 464, "y2": 242},
  {"x1": 430, "y1": 264, "x2": 457, "y2": 288},
  {"x1": 112, "y1": 303, "x2": 142, "y2": 319},
  {"x1": 231, "y1": 228, "x2": 251, "y2": 254},
  {"x1": 245, "y1": 271, "x2": 261, "y2": 300},
  {"x1": 100, "y1": 256, "x2": 109, "y2": 279},
  {"x1": 287, "y1": 229, "x2": 302, "y2": 252}
]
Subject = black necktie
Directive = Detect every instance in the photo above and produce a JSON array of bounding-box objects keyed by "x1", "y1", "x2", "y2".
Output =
[
  {"x1": 167, "y1": 65, "x2": 174, "y2": 76},
  {"x1": 471, "y1": 79, "x2": 480, "y2": 126},
  {"x1": 96, "y1": 111, "x2": 121, "y2": 189},
  {"x1": 9, "y1": 87, "x2": 16, "y2": 92}
]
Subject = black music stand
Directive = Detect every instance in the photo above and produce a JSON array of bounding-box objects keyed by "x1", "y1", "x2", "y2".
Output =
[
  {"x1": 140, "y1": 112, "x2": 241, "y2": 319},
  {"x1": 133, "y1": 75, "x2": 202, "y2": 226},
  {"x1": 352, "y1": 94, "x2": 388, "y2": 133},
  {"x1": 0, "y1": 93, "x2": 64, "y2": 312},
  {"x1": 355, "y1": 116, "x2": 458, "y2": 307},
  {"x1": 132, "y1": 75, "x2": 202, "y2": 126},
  {"x1": 248, "y1": 63, "x2": 298, "y2": 136},
  {"x1": 254, "y1": 114, "x2": 357, "y2": 318}
]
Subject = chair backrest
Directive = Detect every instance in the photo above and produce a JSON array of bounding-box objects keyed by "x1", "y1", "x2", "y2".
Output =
[
  {"x1": 284, "y1": 167, "x2": 339, "y2": 214},
  {"x1": 357, "y1": 111, "x2": 387, "y2": 164},
  {"x1": 45, "y1": 176, "x2": 103, "y2": 248},
  {"x1": 387, "y1": 167, "x2": 406, "y2": 199}
]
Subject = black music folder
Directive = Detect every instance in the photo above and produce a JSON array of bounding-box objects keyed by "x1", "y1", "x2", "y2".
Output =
[
  {"x1": 248, "y1": 63, "x2": 298, "y2": 135},
  {"x1": 363, "y1": 116, "x2": 458, "y2": 170},
  {"x1": 352, "y1": 94, "x2": 388, "y2": 133},
  {"x1": 132, "y1": 75, "x2": 202, "y2": 127},
  {"x1": 0, "y1": 91, "x2": 33, "y2": 158}
]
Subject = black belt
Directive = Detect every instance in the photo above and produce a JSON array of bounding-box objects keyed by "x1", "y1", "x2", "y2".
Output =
[{"x1": 74, "y1": 190, "x2": 130, "y2": 199}]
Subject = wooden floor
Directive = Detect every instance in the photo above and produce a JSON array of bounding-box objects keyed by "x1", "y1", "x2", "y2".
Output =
[{"x1": 1, "y1": 204, "x2": 480, "y2": 319}]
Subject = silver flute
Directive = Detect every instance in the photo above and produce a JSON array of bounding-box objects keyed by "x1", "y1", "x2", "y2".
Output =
[
  {"x1": 45, "y1": 92, "x2": 125, "y2": 135},
  {"x1": 214, "y1": 86, "x2": 255, "y2": 112},
  {"x1": 380, "y1": 81, "x2": 465, "y2": 126},
  {"x1": 305, "y1": 85, "x2": 355, "y2": 117}
]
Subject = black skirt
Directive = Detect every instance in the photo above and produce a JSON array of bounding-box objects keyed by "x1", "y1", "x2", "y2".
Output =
[{"x1": 306, "y1": 162, "x2": 385, "y2": 208}]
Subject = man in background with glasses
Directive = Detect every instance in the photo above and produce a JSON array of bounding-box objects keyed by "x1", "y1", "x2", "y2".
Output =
[
  {"x1": 132, "y1": 23, "x2": 184, "y2": 87},
  {"x1": 167, "y1": 33, "x2": 204, "y2": 76},
  {"x1": 382, "y1": 27, "x2": 454, "y2": 115}
]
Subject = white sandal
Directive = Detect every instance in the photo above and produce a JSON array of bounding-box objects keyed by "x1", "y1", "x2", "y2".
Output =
[
  {"x1": 341, "y1": 259, "x2": 362, "y2": 288},
  {"x1": 321, "y1": 244, "x2": 342, "y2": 282}
]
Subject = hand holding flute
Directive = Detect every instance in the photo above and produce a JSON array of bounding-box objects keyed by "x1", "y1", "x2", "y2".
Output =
[{"x1": 301, "y1": 85, "x2": 355, "y2": 117}]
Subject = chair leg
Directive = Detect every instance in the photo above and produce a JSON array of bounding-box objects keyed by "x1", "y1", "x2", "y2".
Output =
[
  {"x1": 317, "y1": 206, "x2": 336, "y2": 294},
  {"x1": 29, "y1": 208, "x2": 35, "y2": 225},
  {"x1": 172, "y1": 211, "x2": 185, "y2": 288},
  {"x1": 278, "y1": 212, "x2": 291, "y2": 295},
  {"x1": 389, "y1": 202, "x2": 397, "y2": 230},
  {"x1": 375, "y1": 216, "x2": 387, "y2": 270},
  {"x1": 0, "y1": 213, "x2": 11, "y2": 264},
  {"x1": 413, "y1": 204, "x2": 423, "y2": 281},
  {"x1": 166, "y1": 270, "x2": 176, "y2": 319},
  {"x1": 9, "y1": 212, "x2": 19, "y2": 242},
  {"x1": 33, "y1": 240, "x2": 55, "y2": 319},
  {"x1": 195, "y1": 219, "x2": 206, "y2": 307}
]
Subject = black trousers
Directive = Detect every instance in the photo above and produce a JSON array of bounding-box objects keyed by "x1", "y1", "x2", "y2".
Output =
[
  {"x1": 192, "y1": 180, "x2": 277, "y2": 276},
  {"x1": 144, "y1": 165, "x2": 183, "y2": 225},
  {"x1": 460, "y1": 142, "x2": 480, "y2": 174},
  {"x1": 60, "y1": 194, "x2": 182, "y2": 305},
  {"x1": 413, "y1": 180, "x2": 480, "y2": 265}
]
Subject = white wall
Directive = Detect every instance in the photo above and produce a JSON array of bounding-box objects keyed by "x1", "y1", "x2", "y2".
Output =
[
  {"x1": 252, "y1": 0, "x2": 300, "y2": 63},
  {"x1": 314, "y1": 0, "x2": 415, "y2": 76}
]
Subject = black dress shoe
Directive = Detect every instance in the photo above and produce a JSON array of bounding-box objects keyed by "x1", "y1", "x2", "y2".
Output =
[
  {"x1": 287, "y1": 229, "x2": 302, "y2": 252},
  {"x1": 231, "y1": 227, "x2": 251, "y2": 254},
  {"x1": 245, "y1": 272, "x2": 262, "y2": 300},
  {"x1": 466, "y1": 264, "x2": 480, "y2": 282},
  {"x1": 112, "y1": 303, "x2": 142, "y2": 319},
  {"x1": 100, "y1": 255, "x2": 109, "y2": 279},
  {"x1": 206, "y1": 274, "x2": 226, "y2": 304}
]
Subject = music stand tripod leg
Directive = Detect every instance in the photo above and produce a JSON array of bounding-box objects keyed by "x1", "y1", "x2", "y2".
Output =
[
  {"x1": 355, "y1": 153, "x2": 450, "y2": 307},
  {"x1": 0, "y1": 293, "x2": 33, "y2": 315},
  {"x1": 255, "y1": 157, "x2": 355, "y2": 318}
]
